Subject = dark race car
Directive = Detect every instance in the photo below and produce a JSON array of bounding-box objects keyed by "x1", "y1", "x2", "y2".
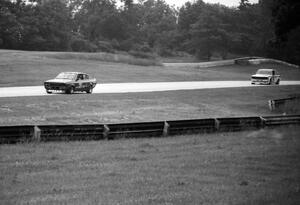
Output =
[{"x1": 44, "y1": 72, "x2": 97, "y2": 94}]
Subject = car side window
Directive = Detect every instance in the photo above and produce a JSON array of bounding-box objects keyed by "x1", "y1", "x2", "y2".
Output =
[
  {"x1": 84, "y1": 74, "x2": 89, "y2": 80},
  {"x1": 77, "y1": 74, "x2": 83, "y2": 81}
]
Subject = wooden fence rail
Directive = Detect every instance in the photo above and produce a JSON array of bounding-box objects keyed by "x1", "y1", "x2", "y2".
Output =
[{"x1": 0, "y1": 115, "x2": 299, "y2": 144}]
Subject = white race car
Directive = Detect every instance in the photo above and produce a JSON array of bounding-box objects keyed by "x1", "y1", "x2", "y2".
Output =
[{"x1": 251, "y1": 69, "x2": 280, "y2": 85}]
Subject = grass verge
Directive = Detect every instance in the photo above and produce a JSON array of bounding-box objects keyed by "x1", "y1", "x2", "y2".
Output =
[
  {"x1": 1, "y1": 126, "x2": 299, "y2": 204},
  {"x1": 44, "y1": 51, "x2": 162, "y2": 66},
  {"x1": 0, "y1": 86, "x2": 299, "y2": 125}
]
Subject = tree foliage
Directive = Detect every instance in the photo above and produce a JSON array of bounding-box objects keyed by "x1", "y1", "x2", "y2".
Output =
[
  {"x1": 0, "y1": 0, "x2": 299, "y2": 64},
  {"x1": 269, "y1": 0, "x2": 300, "y2": 64}
]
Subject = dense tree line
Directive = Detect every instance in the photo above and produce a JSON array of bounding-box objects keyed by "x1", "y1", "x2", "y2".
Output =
[{"x1": 0, "y1": 0, "x2": 299, "y2": 64}]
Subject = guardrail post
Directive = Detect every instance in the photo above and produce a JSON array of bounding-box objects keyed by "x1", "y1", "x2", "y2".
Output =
[
  {"x1": 268, "y1": 100, "x2": 275, "y2": 111},
  {"x1": 260, "y1": 117, "x2": 266, "y2": 128},
  {"x1": 103, "y1": 124, "x2": 110, "y2": 139},
  {"x1": 33, "y1": 126, "x2": 41, "y2": 142},
  {"x1": 214, "y1": 118, "x2": 220, "y2": 131},
  {"x1": 163, "y1": 121, "x2": 169, "y2": 137}
]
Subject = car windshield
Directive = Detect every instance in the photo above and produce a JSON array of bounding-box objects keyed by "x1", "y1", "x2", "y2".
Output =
[
  {"x1": 55, "y1": 73, "x2": 76, "y2": 80},
  {"x1": 256, "y1": 69, "x2": 272, "y2": 75}
]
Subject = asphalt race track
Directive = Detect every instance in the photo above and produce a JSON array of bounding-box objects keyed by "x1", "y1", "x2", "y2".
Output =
[{"x1": 1, "y1": 81, "x2": 300, "y2": 98}]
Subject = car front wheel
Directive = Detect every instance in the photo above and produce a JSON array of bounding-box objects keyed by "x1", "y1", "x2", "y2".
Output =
[
  {"x1": 66, "y1": 86, "x2": 74, "y2": 94},
  {"x1": 269, "y1": 78, "x2": 273, "y2": 85},
  {"x1": 46, "y1": 90, "x2": 52, "y2": 94},
  {"x1": 86, "y1": 86, "x2": 93, "y2": 94}
]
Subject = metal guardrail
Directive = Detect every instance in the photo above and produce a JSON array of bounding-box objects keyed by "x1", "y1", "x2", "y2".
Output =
[
  {"x1": 216, "y1": 116, "x2": 263, "y2": 132},
  {"x1": 164, "y1": 57, "x2": 299, "y2": 68},
  {"x1": 167, "y1": 119, "x2": 216, "y2": 135},
  {"x1": 0, "y1": 115, "x2": 299, "y2": 144},
  {"x1": 0, "y1": 125, "x2": 33, "y2": 144},
  {"x1": 234, "y1": 57, "x2": 261, "y2": 65},
  {"x1": 163, "y1": 60, "x2": 235, "y2": 68},
  {"x1": 262, "y1": 115, "x2": 300, "y2": 126},
  {"x1": 38, "y1": 124, "x2": 105, "y2": 141},
  {"x1": 234, "y1": 57, "x2": 299, "y2": 68},
  {"x1": 268, "y1": 96, "x2": 300, "y2": 113},
  {"x1": 106, "y1": 121, "x2": 165, "y2": 139}
]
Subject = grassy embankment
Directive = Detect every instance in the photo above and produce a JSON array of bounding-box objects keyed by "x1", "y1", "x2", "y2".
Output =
[
  {"x1": 1, "y1": 126, "x2": 299, "y2": 204},
  {"x1": 1, "y1": 49, "x2": 300, "y2": 87},
  {"x1": 0, "y1": 49, "x2": 163, "y2": 87}
]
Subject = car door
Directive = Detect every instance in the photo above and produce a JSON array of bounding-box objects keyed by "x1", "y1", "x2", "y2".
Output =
[
  {"x1": 81, "y1": 74, "x2": 91, "y2": 90},
  {"x1": 75, "y1": 74, "x2": 84, "y2": 90},
  {"x1": 275, "y1": 72, "x2": 280, "y2": 82},
  {"x1": 270, "y1": 70, "x2": 279, "y2": 84},
  {"x1": 272, "y1": 70, "x2": 280, "y2": 83}
]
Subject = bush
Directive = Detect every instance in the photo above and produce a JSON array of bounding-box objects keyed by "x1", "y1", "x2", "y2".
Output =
[
  {"x1": 156, "y1": 47, "x2": 174, "y2": 57},
  {"x1": 97, "y1": 41, "x2": 115, "y2": 53},
  {"x1": 111, "y1": 39, "x2": 120, "y2": 50},
  {"x1": 128, "y1": 50, "x2": 156, "y2": 59},
  {"x1": 138, "y1": 44, "x2": 152, "y2": 53},
  {"x1": 119, "y1": 39, "x2": 136, "y2": 51},
  {"x1": 70, "y1": 37, "x2": 97, "y2": 52}
]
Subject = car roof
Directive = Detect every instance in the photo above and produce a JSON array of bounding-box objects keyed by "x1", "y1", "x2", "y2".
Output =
[
  {"x1": 257, "y1": 69, "x2": 275, "y2": 71},
  {"x1": 59, "y1": 72, "x2": 88, "y2": 75}
]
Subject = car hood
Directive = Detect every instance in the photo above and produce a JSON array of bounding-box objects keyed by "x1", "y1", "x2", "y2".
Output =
[
  {"x1": 251, "y1": 74, "x2": 271, "y2": 78},
  {"x1": 45, "y1": 79, "x2": 73, "y2": 83}
]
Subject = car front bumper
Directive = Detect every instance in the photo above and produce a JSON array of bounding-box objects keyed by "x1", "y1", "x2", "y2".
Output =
[
  {"x1": 44, "y1": 83, "x2": 69, "y2": 91},
  {"x1": 251, "y1": 79, "x2": 270, "y2": 85}
]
